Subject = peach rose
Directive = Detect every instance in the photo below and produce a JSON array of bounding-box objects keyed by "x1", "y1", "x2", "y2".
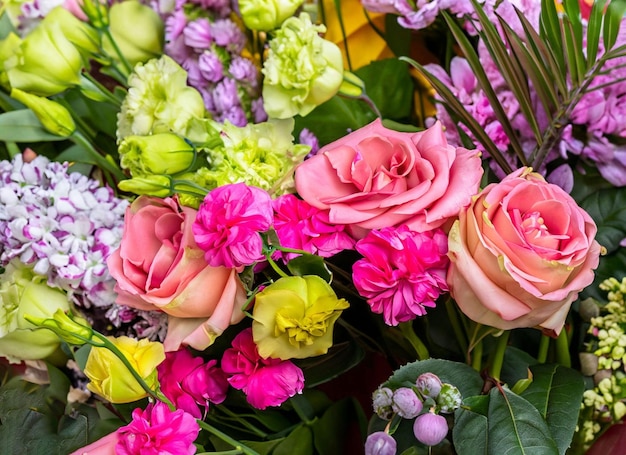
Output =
[
  {"x1": 447, "y1": 168, "x2": 602, "y2": 335},
  {"x1": 295, "y1": 119, "x2": 483, "y2": 238},
  {"x1": 69, "y1": 431, "x2": 118, "y2": 455},
  {"x1": 107, "y1": 196, "x2": 246, "y2": 351}
]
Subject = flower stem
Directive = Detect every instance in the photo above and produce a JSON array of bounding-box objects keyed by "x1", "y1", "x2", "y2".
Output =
[
  {"x1": 399, "y1": 322, "x2": 429, "y2": 360},
  {"x1": 555, "y1": 329, "x2": 571, "y2": 368},
  {"x1": 537, "y1": 334, "x2": 550, "y2": 364},
  {"x1": 471, "y1": 339, "x2": 483, "y2": 372},
  {"x1": 445, "y1": 298, "x2": 468, "y2": 355},
  {"x1": 197, "y1": 421, "x2": 261, "y2": 455},
  {"x1": 264, "y1": 255, "x2": 288, "y2": 278},
  {"x1": 488, "y1": 330, "x2": 510, "y2": 382}
]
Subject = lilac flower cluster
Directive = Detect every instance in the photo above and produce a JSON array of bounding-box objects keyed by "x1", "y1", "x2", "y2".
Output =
[
  {"x1": 0, "y1": 155, "x2": 166, "y2": 339},
  {"x1": 155, "y1": 0, "x2": 266, "y2": 126}
]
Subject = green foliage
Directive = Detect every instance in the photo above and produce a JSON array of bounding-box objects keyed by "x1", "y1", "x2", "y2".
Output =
[
  {"x1": 0, "y1": 110, "x2": 70, "y2": 143},
  {"x1": 286, "y1": 254, "x2": 332, "y2": 283}
]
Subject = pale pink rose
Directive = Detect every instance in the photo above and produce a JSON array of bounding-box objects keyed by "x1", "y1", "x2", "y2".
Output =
[
  {"x1": 107, "y1": 196, "x2": 246, "y2": 351},
  {"x1": 221, "y1": 328, "x2": 304, "y2": 410},
  {"x1": 192, "y1": 183, "x2": 273, "y2": 268},
  {"x1": 447, "y1": 168, "x2": 603, "y2": 335},
  {"x1": 295, "y1": 119, "x2": 483, "y2": 239},
  {"x1": 69, "y1": 431, "x2": 118, "y2": 455}
]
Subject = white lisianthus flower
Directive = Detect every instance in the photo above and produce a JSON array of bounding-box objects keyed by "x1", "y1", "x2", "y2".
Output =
[{"x1": 261, "y1": 13, "x2": 344, "y2": 119}]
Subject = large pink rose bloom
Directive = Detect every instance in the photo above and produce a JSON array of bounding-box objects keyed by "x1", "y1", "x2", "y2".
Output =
[
  {"x1": 447, "y1": 168, "x2": 603, "y2": 335},
  {"x1": 295, "y1": 119, "x2": 483, "y2": 238},
  {"x1": 107, "y1": 196, "x2": 247, "y2": 351}
]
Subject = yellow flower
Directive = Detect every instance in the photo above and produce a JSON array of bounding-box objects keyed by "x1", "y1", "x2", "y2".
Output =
[
  {"x1": 84, "y1": 336, "x2": 165, "y2": 403},
  {"x1": 252, "y1": 276, "x2": 349, "y2": 360}
]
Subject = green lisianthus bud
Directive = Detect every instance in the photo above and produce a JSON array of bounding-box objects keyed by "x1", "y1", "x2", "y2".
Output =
[
  {"x1": 239, "y1": 0, "x2": 305, "y2": 31},
  {"x1": 261, "y1": 13, "x2": 344, "y2": 119},
  {"x1": 4, "y1": 7, "x2": 99, "y2": 96},
  {"x1": 0, "y1": 33, "x2": 21, "y2": 91},
  {"x1": 0, "y1": 261, "x2": 70, "y2": 362},
  {"x1": 119, "y1": 133, "x2": 195, "y2": 176},
  {"x1": 118, "y1": 175, "x2": 173, "y2": 197},
  {"x1": 25, "y1": 309, "x2": 93, "y2": 345},
  {"x1": 103, "y1": 1, "x2": 164, "y2": 69},
  {"x1": 11, "y1": 88, "x2": 76, "y2": 137}
]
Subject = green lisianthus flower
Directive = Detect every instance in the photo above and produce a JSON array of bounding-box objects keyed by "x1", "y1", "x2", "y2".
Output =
[
  {"x1": 239, "y1": 0, "x2": 305, "y2": 31},
  {"x1": 261, "y1": 12, "x2": 344, "y2": 119},
  {"x1": 119, "y1": 133, "x2": 195, "y2": 176}
]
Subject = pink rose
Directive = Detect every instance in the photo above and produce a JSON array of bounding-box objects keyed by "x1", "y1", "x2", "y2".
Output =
[
  {"x1": 447, "y1": 168, "x2": 603, "y2": 335},
  {"x1": 295, "y1": 119, "x2": 483, "y2": 238},
  {"x1": 107, "y1": 196, "x2": 247, "y2": 351},
  {"x1": 69, "y1": 432, "x2": 118, "y2": 455}
]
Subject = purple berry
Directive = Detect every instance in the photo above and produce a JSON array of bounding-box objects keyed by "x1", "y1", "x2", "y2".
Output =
[
  {"x1": 416, "y1": 372, "x2": 443, "y2": 399},
  {"x1": 365, "y1": 431, "x2": 397, "y2": 455},
  {"x1": 413, "y1": 412, "x2": 448, "y2": 446},
  {"x1": 391, "y1": 387, "x2": 423, "y2": 419}
]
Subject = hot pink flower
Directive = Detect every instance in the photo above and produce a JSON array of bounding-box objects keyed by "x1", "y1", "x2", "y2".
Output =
[
  {"x1": 157, "y1": 348, "x2": 228, "y2": 418},
  {"x1": 352, "y1": 225, "x2": 449, "y2": 326},
  {"x1": 221, "y1": 328, "x2": 304, "y2": 410},
  {"x1": 193, "y1": 183, "x2": 274, "y2": 268},
  {"x1": 116, "y1": 401, "x2": 199, "y2": 455},
  {"x1": 272, "y1": 194, "x2": 356, "y2": 261}
]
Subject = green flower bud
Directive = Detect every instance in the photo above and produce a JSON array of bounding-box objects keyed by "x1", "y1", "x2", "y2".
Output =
[
  {"x1": 239, "y1": 0, "x2": 305, "y2": 31},
  {"x1": 4, "y1": 7, "x2": 99, "y2": 96},
  {"x1": 103, "y1": 1, "x2": 164, "y2": 69},
  {"x1": 119, "y1": 133, "x2": 195, "y2": 176},
  {"x1": 0, "y1": 33, "x2": 21, "y2": 91},
  {"x1": 118, "y1": 175, "x2": 173, "y2": 197},
  {"x1": 11, "y1": 88, "x2": 76, "y2": 137},
  {"x1": 436, "y1": 383, "x2": 462, "y2": 413},
  {"x1": 0, "y1": 261, "x2": 70, "y2": 362},
  {"x1": 24, "y1": 309, "x2": 92, "y2": 345}
]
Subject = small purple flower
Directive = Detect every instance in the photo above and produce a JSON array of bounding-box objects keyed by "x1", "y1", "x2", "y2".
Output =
[
  {"x1": 229, "y1": 56, "x2": 259, "y2": 86},
  {"x1": 365, "y1": 432, "x2": 397, "y2": 455},
  {"x1": 211, "y1": 19, "x2": 246, "y2": 52},
  {"x1": 392, "y1": 387, "x2": 423, "y2": 419},
  {"x1": 199, "y1": 51, "x2": 224, "y2": 83},
  {"x1": 416, "y1": 373, "x2": 443, "y2": 399},
  {"x1": 299, "y1": 128, "x2": 320, "y2": 158},
  {"x1": 413, "y1": 412, "x2": 448, "y2": 447},
  {"x1": 183, "y1": 18, "x2": 213, "y2": 50},
  {"x1": 372, "y1": 387, "x2": 394, "y2": 420}
]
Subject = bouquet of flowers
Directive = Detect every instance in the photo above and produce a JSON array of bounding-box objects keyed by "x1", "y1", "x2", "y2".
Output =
[{"x1": 1, "y1": 0, "x2": 626, "y2": 453}]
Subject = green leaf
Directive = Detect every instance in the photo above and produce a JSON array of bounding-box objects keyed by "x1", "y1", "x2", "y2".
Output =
[
  {"x1": 385, "y1": 358, "x2": 484, "y2": 398},
  {"x1": 603, "y1": 0, "x2": 626, "y2": 51},
  {"x1": 239, "y1": 438, "x2": 284, "y2": 455},
  {"x1": 586, "y1": 0, "x2": 607, "y2": 64},
  {"x1": 0, "y1": 110, "x2": 69, "y2": 143},
  {"x1": 453, "y1": 404, "x2": 489, "y2": 454},
  {"x1": 313, "y1": 397, "x2": 367, "y2": 455},
  {"x1": 273, "y1": 424, "x2": 313, "y2": 455},
  {"x1": 575, "y1": 185, "x2": 626, "y2": 254},
  {"x1": 487, "y1": 387, "x2": 559, "y2": 454},
  {"x1": 285, "y1": 254, "x2": 332, "y2": 283},
  {"x1": 298, "y1": 340, "x2": 365, "y2": 388},
  {"x1": 539, "y1": 0, "x2": 566, "y2": 76},
  {"x1": 520, "y1": 364, "x2": 584, "y2": 455}
]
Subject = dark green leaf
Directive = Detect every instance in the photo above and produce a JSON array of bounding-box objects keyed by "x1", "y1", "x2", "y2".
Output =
[
  {"x1": 0, "y1": 110, "x2": 68, "y2": 143},
  {"x1": 313, "y1": 398, "x2": 367, "y2": 455},
  {"x1": 603, "y1": 0, "x2": 626, "y2": 51},
  {"x1": 487, "y1": 387, "x2": 559, "y2": 454},
  {"x1": 454, "y1": 403, "x2": 489, "y2": 454},
  {"x1": 586, "y1": 0, "x2": 607, "y2": 64},
  {"x1": 239, "y1": 438, "x2": 284, "y2": 455},
  {"x1": 299, "y1": 340, "x2": 365, "y2": 388},
  {"x1": 521, "y1": 364, "x2": 585, "y2": 455},
  {"x1": 286, "y1": 254, "x2": 332, "y2": 282},
  {"x1": 576, "y1": 185, "x2": 626, "y2": 254},
  {"x1": 273, "y1": 424, "x2": 313, "y2": 455},
  {"x1": 581, "y1": 248, "x2": 626, "y2": 302}
]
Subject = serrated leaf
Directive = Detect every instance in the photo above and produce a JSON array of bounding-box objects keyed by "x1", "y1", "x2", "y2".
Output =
[
  {"x1": 453, "y1": 404, "x2": 489, "y2": 454},
  {"x1": 285, "y1": 254, "x2": 332, "y2": 282},
  {"x1": 520, "y1": 364, "x2": 584, "y2": 455},
  {"x1": 0, "y1": 110, "x2": 69, "y2": 143},
  {"x1": 487, "y1": 387, "x2": 559, "y2": 454}
]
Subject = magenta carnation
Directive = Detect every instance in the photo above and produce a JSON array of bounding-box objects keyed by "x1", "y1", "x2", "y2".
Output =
[
  {"x1": 192, "y1": 183, "x2": 273, "y2": 268},
  {"x1": 352, "y1": 225, "x2": 450, "y2": 326},
  {"x1": 221, "y1": 328, "x2": 305, "y2": 410},
  {"x1": 157, "y1": 348, "x2": 228, "y2": 418},
  {"x1": 116, "y1": 401, "x2": 200, "y2": 455},
  {"x1": 272, "y1": 194, "x2": 355, "y2": 261}
]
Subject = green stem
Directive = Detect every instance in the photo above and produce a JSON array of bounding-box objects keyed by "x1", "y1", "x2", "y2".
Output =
[
  {"x1": 71, "y1": 130, "x2": 125, "y2": 182},
  {"x1": 555, "y1": 329, "x2": 571, "y2": 368},
  {"x1": 537, "y1": 334, "x2": 550, "y2": 364},
  {"x1": 488, "y1": 330, "x2": 510, "y2": 382},
  {"x1": 214, "y1": 405, "x2": 268, "y2": 438},
  {"x1": 265, "y1": 255, "x2": 288, "y2": 278},
  {"x1": 445, "y1": 298, "x2": 468, "y2": 356},
  {"x1": 80, "y1": 73, "x2": 123, "y2": 107},
  {"x1": 197, "y1": 421, "x2": 260, "y2": 455},
  {"x1": 399, "y1": 322, "x2": 429, "y2": 360},
  {"x1": 471, "y1": 339, "x2": 483, "y2": 372},
  {"x1": 101, "y1": 27, "x2": 133, "y2": 77}
]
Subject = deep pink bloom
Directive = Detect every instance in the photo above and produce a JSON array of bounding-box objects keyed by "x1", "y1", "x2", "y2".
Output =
[
  {"x1": 157, "y1": 348, "x2": 228, "y2": 418},
  {"x1": 352, "y1": 225, "x2": 449, "y2": 326},
  {"x1": 272, "y1": 194, "x2": 355, "y2": 261},
  {"x1": 116, "y1": 401, "x2": 199, "y2": 455},
  {"x1": 221, "y1": 328, "x2": 304, "y2": 410},
  {"x1": 192, "y1": 183, "x2": 273, "y2": 268}
]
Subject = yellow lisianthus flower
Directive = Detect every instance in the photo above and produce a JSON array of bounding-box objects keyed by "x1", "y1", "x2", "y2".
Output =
[
  {"x1": 252, "y1": 275, "x2": 349, "y2": 360},
  {"x1": 84, "y1": 336, "x2": 165, "y2": 403}
]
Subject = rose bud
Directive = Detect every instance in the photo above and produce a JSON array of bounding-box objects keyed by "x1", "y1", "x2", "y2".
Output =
[{"x1": 416, "y1": 372, "x2": 443, "y2": 399}]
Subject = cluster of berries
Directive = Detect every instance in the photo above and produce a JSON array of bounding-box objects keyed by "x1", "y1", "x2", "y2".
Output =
[{"x1": 365, "y1": 372, "x2": 462, "y2": 454}]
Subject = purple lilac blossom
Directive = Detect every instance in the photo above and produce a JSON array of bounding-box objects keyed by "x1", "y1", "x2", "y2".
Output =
[{"x1": 156, "y1": 0, "x2": 265, "y2": 126}]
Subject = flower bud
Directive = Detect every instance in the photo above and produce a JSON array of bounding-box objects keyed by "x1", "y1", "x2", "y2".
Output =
[
  {"x1": 416, "y1": 372, "x2": 443, "y2": 399},
  {"x1": 365, "y1": 431, "x2": 397, "y2": 455},
  {"x1": 103, "y1": 1, "x2": 164, "y2": 68},
  {"x1": 24, "y1": 309, "x2": 92, "y2": 345},
  {"x1": 436, "y1": 383, "x2": 462, "y2": 413},
  {"x1": 0, "y1": 33, "x2": 21, "y2": 91},
  {"x1": 413, "y1": 412, "x2": 448, "y2": 446},
  {"x1": 372, "y1": 386, "x2": 394, "y2": 420},
  {"x1": 392, "y1": 387, "x2": 423, "y2": 419},
  {"x1": 119, "y1": 133, "x2": 195, "y2": 176},
  {"x1": 10, "y1": 89, "x2": 76, "y2": 137},
  {"x1": 118, "y1": 175, "x2": 173, "y2": 197},
  {"x1": 238, "y1": 0, "x2": 305, "y2": 31}
]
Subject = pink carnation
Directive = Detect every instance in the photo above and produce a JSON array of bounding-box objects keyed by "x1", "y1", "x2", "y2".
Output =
[
  {"x1": 116, "y1": 401, "x2": 200, "y2": 455},
  {"x1": 192, "y1": 183, "x2": 273, "y2": 268},
  {"x1": 352, "y1": 225, "x2": 449, "y2": 326},
  {"x1": 221, "y1": 328, "x2": 304, "y2": 410},
  {"x1": 157, "y1": 348, "x2": 228, "y2": 418},
  {"x1": 272, "y1": 194, "x2": 355, "y2": 261}
]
